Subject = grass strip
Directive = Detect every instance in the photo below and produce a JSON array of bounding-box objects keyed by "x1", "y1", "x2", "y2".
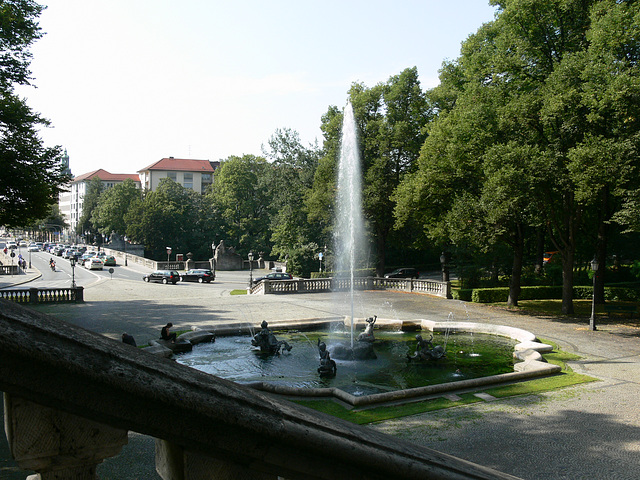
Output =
[{"x1": 294, "y1": 394, "x2": 481, "y2": 425}]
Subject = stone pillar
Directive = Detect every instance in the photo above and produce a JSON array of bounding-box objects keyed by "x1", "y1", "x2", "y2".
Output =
[
  {"x1": 29, "y1": 288, "x2": 39, "y2": 304},
  {"x1": 4, "y1": 394, "x2": 128, "y2": 480},
  {"x1": 155, "y1": 439, "x2": 277, "y2": 480}
]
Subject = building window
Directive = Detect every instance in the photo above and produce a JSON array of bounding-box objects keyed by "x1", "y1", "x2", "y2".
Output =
[
  {"x1": 184, "y1": 172, "x2": 193, "y2": 190},
  {"x1": 201, "y1": 173, "x2": 212, "y2": 194},
  {"x1": 167, "y1": 171, "x2": 177, "y2": 182}
]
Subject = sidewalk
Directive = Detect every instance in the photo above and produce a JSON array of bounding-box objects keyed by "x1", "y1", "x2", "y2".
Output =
[
  {"x1": 2, "y1": 273, "x2": 640, "y2": 479},
  {"x1": 0, "y1": 252, "x2": 41, "y2": 288}
]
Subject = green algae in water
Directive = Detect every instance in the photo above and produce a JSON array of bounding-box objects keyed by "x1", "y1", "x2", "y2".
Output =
[{"x1": 177, "y1": 330, "x2": 516, "y2": 396}]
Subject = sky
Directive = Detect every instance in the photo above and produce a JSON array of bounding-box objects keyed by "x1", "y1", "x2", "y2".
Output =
[{"x1": 18, "y1": 1, "x2": 497, "y2": 177}]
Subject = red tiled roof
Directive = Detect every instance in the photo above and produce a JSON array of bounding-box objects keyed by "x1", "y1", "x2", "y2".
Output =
[
  {"x1": 72, "y1": 169, "x2": 140, "y2": 183},
  {"x1": 138, "y1": 158, "x2": 218, "y2": 173}
]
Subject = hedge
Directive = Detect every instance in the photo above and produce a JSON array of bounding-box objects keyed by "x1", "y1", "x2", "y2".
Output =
[{"x1": 465, "y1": 285, "x2": 640, "y2": 303}]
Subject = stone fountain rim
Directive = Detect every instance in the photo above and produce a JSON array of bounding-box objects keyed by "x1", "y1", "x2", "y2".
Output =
[{"x1": 184, "y1": 317, "x2": 560, "y2": 407}]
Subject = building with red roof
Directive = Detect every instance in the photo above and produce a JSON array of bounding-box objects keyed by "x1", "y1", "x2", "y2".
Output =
[
  {"x1": 66, "y1": 169, "x2": 141, "y2": 233},
  {"x1": 138, "y1": 157, "x2": 220, "y2": 194}
]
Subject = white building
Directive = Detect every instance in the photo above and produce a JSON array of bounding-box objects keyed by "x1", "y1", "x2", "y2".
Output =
[
  {"x1": 66, "y1": 169, "x2": 141, "y2": 234},
  {"x1": 138, "y1": 157, "x2": 220, "y2": 194}
]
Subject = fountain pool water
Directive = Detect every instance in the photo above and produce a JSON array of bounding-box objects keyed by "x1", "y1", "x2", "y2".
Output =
[{"x1": 177, "y1": 327, "x2": 517, "y2": 397}]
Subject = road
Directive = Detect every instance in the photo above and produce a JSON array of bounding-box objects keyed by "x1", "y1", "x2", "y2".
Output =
[{"x1": 4, "y1": 250, "x2": 142, "y2": 288}]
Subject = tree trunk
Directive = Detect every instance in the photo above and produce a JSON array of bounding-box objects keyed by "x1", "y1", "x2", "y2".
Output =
[
  {"x1": 561, "y1": 249, "x2": 575, "y2": 315},
  {"x1": 375, "y1": 231, "x2": 386, "y2": 277},
  {"x1": 534, "y1": 228, "x2": 545, "y2": 275},
  {"x1": 507, "y1": 233, "x2": 524, "y2": 307}
]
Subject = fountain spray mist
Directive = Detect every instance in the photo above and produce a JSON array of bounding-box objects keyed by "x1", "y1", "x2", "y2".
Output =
[{"x1": 335, "y1": 101, "x2": 365, "y2": 348}]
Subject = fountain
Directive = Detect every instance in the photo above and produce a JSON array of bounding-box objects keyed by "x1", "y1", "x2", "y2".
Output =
[
  {"x1": 335, "y1": 101, "x2": 365, "y2": 350},
  {"x1": 171, "y1": 100, "x2": 560, "y2": 406}
]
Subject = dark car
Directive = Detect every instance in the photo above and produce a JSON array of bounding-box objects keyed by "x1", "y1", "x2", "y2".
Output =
[
  {"x1": 103, "y1": 255, "x2": 117, "y2": 266},
  {"x1": 384, "y1": 268, "x2": 420, "y2": 279},
  {"x1": 143, "y1": 270, "x2": 179, "y2": 284},
  {"x1": 253, "y1": 272, "x2": 293, "y2": 284},
  {"x1": 180, "y1": 269, "x2": 215, "y2": 283}
]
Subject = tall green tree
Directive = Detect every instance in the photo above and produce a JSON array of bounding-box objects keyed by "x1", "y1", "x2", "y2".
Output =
[
  {"x1": 262, "y1": 128, "x2": 321, "y2": 263},
  {"x1": 126, "y1": 178, "x2": 204, "y2": 260},
  {"x1": 91, "y1": 178, "x2": 141, "y2": 237},
  {"x1": 0, "y1": 0, "x2": 70, "y2": 227},
  {"x1": 309, "y1": 67, "x2": 431, "y2": 275},
  {"x1": 76, "y1": 176, "x2": 104, "y2": 242},
  {"x1": 205, "y1": 154, "x2": 272, "y2": 256},
  {"x1": 397, "y1": 0, "x2": 640, "y2": 313}
]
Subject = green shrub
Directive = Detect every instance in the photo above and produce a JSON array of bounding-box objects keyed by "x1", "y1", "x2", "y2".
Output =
[
  {"x1": 472, "y1": 288, "x2": 509, "y2": 303},
  {"x1": 452, "y1": 289, "x2": 473, "y2": 301},
  {"x1": 469, "y1": 285, "x2": 640, "y2": 303}
]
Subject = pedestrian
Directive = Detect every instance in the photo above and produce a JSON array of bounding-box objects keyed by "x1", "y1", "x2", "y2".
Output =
[{"x1": 160, "y1": 322, "x2": 177, "y2": 342}]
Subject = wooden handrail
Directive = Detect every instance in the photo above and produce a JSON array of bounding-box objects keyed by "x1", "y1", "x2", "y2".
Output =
[{"x1": 0, "y1": 300, "x2": 517, "y2": 479}]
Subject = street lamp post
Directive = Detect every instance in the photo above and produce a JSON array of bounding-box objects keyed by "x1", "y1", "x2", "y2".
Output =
[
  {"x1": 123, "y1": 236, "x2": 128, "y2": 266},
  {"x1": 318, "y1": 251, "x2": 324, "y2": 273},
  {"x1": 70, "y1": 256, "x2": 77, "y2": 288},
  {"x1": 590, "y1": 256, "x2": 599, "y2": 331},
  {"x1": 248, "y1": 251, "x2": 254, "y2": 288},
  {"x1": 211, "y1": 241, "x2": 217, "y2": 277}
]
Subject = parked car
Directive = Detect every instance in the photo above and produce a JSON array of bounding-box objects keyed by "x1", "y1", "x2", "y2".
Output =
[
  {"x1": 180, "y1": 269, "x2": 215, "y2": 283},
  {"x1": 384, "y1": 268, "x2": 420, "y2": 279},
  {"x1": 103, "y1": 255, "x2": 117, "y2": 266},
  {"x1": 143, "y1": 270, "x2": 179, "y2": 284},
  {"x1": 253, "y1": 272, "x2": 293, "y2": 284},
  {"x1": 85, "y1": 258, "x2": 104, "y2": 270}
]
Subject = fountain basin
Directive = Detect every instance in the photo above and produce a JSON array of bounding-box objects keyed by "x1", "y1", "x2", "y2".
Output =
[{"x1": 176, "y1": 318, "x2": 559, "y2": 407}]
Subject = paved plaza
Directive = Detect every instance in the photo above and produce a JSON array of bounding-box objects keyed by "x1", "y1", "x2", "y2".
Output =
[{"x1": 1, "y1": 264, "x2": 640, "y2": 479}]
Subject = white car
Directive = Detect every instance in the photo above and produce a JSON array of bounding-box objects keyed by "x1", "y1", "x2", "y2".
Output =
[
  {"x1": 85, "y1": 258, "x2": 104, "y2": 270},
  {"x1": 27, "y1": 244, "x2": 39, "y2": 252}
]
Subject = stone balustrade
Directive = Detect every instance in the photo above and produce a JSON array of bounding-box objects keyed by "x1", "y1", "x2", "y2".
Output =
[
  {"x1": 0, "y1": 286, "x2": 83, "y2": 304},
  {"x1": 0, "y1": 299, "x2": 517, "y2": 480},
  {"x1": 251, "y1": 276, "x2": 452, "y2": 299}
]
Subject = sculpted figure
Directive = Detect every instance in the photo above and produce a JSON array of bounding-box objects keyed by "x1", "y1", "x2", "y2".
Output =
[
  {"x1": 407, "y1": 334, "x2": 446, "y2": 361},
  {"x1": 356, "y1": 315, "x2": 377, "y2": 343},
  {"x1": 317, "y1": 338, "x2": 337, "y2": 377},
  {"x1": 251, "y1": 320, "x2": 292, "y2": 355}
]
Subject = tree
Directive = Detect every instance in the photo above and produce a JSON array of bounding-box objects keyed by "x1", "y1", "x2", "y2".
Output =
[
  {"x1": 91, "y1": 178, "x2": 141, "y2": 237},
  {"x1": 262, "y1": 128, "x2": 322, "y2": 264},
  {"x1": 75, "y1": 176, "x2": 104, "y2": 241},
  {"x1": 397, "y1": 0, "x2": 640, "y2": 313},
  {"x1": 310, "y1": 68, "x2": 431, "y2": 276},
  {"x1": 205, "y1": 155, "x2": 272, "y2": 256},
  {"x1": 126, "y1": 178, "x2": 205, "y2": 260},
  {"x1": 0, "y1": 0, "x2": 70, "y2": 227}
]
